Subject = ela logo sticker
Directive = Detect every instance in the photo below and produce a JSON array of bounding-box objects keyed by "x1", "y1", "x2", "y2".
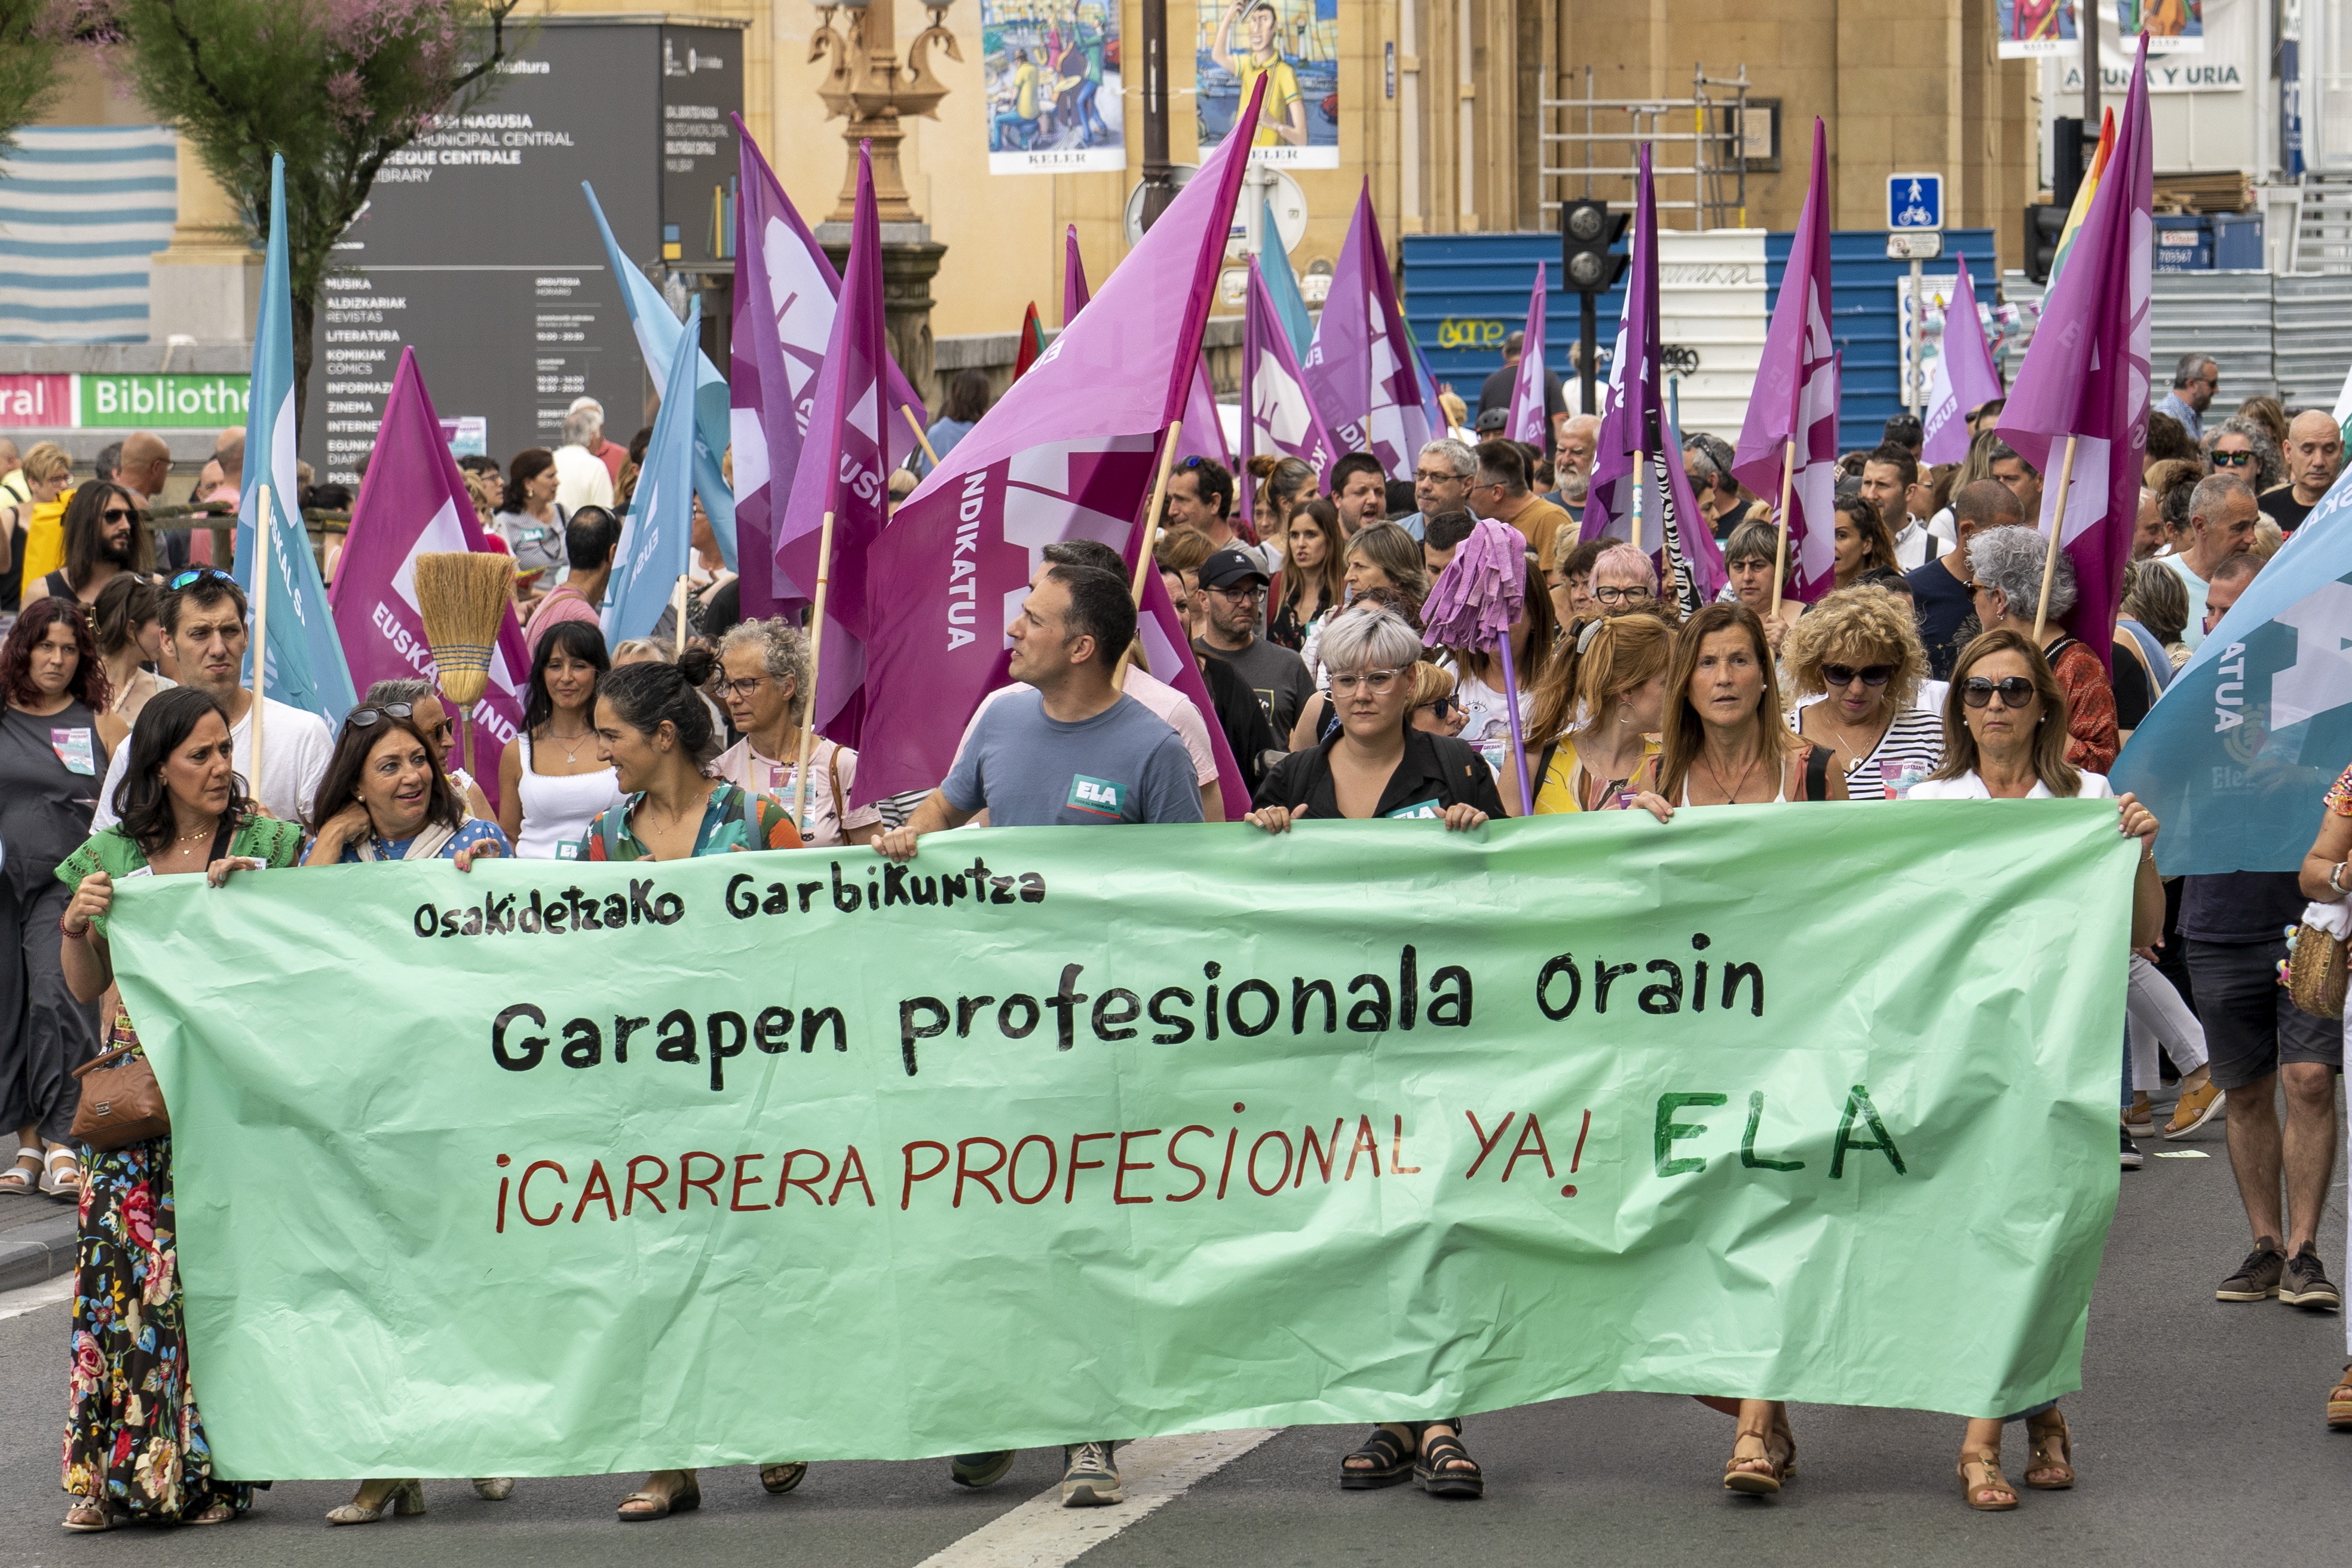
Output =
[
  {"x1": 1065, "y1": 774, "x2": 1127, "y2": 818},
  {"x1": 1385, "y1": 800, "x2": 1443, "y2": 820}
]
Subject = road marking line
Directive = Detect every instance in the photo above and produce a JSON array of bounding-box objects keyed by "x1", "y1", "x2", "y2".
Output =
[
  {"x1": 912, "y1": 1428, "x2": 1281, "y2": 1568},
  {"x1": 0, "y1": 1273, "x2": 72, "y2": 1321}
]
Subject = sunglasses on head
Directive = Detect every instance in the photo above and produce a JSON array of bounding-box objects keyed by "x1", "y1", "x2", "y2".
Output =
[
  {"x1": 1821, "y1": 663, "x2": 1895, "y2": 688},
  {"x1": 1961, "y1": 675, "x2": 2038, "y2": 708},
  {"x1": 2212, "y1": 449, "x2": 2256, "y2": 467},
  {"x1": 344, "y1": 702, "x2": 415, "y2": 731},
  {"x1": 168, "y1": 566, "x2": 235, "y2": 591}
]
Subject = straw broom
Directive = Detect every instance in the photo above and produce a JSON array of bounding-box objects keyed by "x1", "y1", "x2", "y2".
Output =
[{"x1": 415, "y1": 552, "x2": 515, "y2": 780}]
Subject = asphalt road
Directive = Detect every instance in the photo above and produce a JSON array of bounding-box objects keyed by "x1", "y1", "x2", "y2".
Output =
[{"x1": 0, "y1": 1080, "x2": 2344, "y2": 1568}]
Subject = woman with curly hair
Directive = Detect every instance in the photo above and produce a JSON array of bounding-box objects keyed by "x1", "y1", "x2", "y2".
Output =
[
  {"x1": 1783, "y1": 585, "x2": 1944, "y2": 799},
  {"x1": 2206, "y1": 415, "x2": 2284, "y2": 494},
  {"x1": 0, "y1": 599, "x2": 122, "y2": 1202}
]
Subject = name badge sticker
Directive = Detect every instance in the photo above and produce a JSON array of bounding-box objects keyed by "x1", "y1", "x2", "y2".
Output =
[
  {"x1": 1065, "y1": 774, "x2": 1128, "y2": 819},
  {"x1": 51, "y1": 727, "x2": 95, "y2": 776},
  {"x1": 1385, "y1": 800, "x2": 1444, "y2": 820}
]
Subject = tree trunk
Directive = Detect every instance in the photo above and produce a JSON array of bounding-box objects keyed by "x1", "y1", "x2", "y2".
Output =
[{"x1": 290, "y1": 287, "x2": 314, "y2": 444}]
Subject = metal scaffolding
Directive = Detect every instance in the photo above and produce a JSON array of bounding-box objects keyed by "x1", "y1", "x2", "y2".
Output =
[{"x1": 1539, "y1": 65, "x2": 1753, "y2": 231}]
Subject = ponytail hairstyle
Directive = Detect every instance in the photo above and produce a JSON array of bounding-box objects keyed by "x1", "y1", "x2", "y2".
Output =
[
  {"x1": 1527, "y1": 610, "x2": 1674, "y2": 744},
  {"x1": 594, "y1": 645, "x2": 723, "y2": 766}
]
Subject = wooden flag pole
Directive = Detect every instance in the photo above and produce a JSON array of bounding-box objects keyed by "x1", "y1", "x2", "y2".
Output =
[
  {"x1": 1114, "y1": 419, "x2": 1185, "y2": 693},
  {"x1": 1770, "y1": 436, "x2": 1796, "y2": 617},
  {"x1": 250, "y1": 483, "x2": 271, "y2": 793},
  {"x1": 1630, "y1": 449, "x2": 1646, "y2": 556},
  {"x1": 2032, "y1": 434, "x2": 2081, "y2": 639},
  {"x1": 671, "y1": 574, "x2": 690, "y2": 658},
  {"x1": 789, "y1": 509, "x2": 838, "y2": 835},
  {"x1": 902, "y1": 405, "x2": 942, "y2": 472}
]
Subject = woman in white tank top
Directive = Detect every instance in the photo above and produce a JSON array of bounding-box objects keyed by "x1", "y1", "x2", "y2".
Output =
[{"x1": 498, "y1": 620, "x2": 623, "y2": 859}]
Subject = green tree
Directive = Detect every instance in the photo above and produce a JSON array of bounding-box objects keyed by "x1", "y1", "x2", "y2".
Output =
[
  {"x1": 0, "y1": 2, "x2": 81, "y2": 156},
  {"x1": 102, "y1": 0, "x2": 520, "y2": 432}
]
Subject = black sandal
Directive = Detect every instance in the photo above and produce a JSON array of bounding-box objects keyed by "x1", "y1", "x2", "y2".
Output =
[
  {"x1": 1339, "y1": 1425, "x2": 1414, "y2": 1489},
  {"x1": 1414, "y1": 1423, "x2": 1483, "y2": 1499}
]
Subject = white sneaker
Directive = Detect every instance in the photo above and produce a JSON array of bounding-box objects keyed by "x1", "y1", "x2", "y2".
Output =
[{"x1": 1059, "y1": 1441, "x2": 1122, "y2": 1506}]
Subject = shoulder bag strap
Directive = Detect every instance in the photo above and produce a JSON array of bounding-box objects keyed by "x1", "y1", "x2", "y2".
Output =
[
  {"x1": 827, "y1": 743, "x2": 846, "y2": 827},
  {"x1": 1804, "y1": 744, "x2": 1832, "y2": 802}
]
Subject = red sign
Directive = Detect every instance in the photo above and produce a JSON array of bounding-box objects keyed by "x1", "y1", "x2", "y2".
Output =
[{"x1": 0, "y1": 373, "x2": 71, "y2": 427}]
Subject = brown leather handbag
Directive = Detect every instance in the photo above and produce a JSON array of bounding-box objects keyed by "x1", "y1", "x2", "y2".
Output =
[{"x1": 69, "y1": 1040, "x2": 169, "y2": 1152}]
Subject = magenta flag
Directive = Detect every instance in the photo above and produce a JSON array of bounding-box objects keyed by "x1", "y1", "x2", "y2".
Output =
[
  {"x1": 1064, "y1": 223, "x2": 1090, "y2": 323},
  {"x1": 1732, "y1": 118, "x2": 1839, "y2": 603},
  {"x1": 328, "y1": 347, "x2": 529, "y2": 806},
  {"x1": 1995, "y1": 40, "x2": 2152, "y2": 670},
  {"x1": 1582, "y1": 148, "x2": 1728, "y2": 612},
  {"x1": 1174, "y1": 360, "x2": 1230, "y2": 471},
  {"x1": 1505, "y1": 264, "x2": 1550, "y2": 447},
  {"x1": 1304, "y1": 182, "x2": 1431, "y2": 478},
  {"x1": 852, "y1": 78, "x2": 1268, "y2": 808},
  {"x1": 1244, "y1": 255, "x2": 1341, "y2": 491},
  {"x1": 774, "y1": 143, "x2": 914, "y2": 745},
  {"x1": 730, "y1": 116, "x2": 923, "y2": 622},
  {"x1": 1921, "y1": 257, "x2": 2003, "y2": 466}
]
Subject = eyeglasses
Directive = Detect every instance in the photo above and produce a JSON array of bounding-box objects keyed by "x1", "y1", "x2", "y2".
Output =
[
  {"x1": 1821, "y1": 663, "x2": 1895, "y2": 688},
  {"x1": 167, "y1": 567, "x2": 235, "y2": 591},
  {"x1": 2212, "y1": 449, "x2": 2256, "y2": 468},
  {"x1": 1206, "y1": 583, "x2": 1264, "y2": 602},
  {"x1": 1964, "y1": 580, "x2": 1993, "y2": 595},
  {"x1": 721, "y1": 676, "x2": 769, "y2": 699},
  {"x1": 1413, "y1": 468, "x2": 1462, "y2": 484},
  {"x1": 1329, "y1": 667, "x2": 1405, "y2": 695},
  {"x1": 1591, "y1": 585, "x2": 1651, "y2": 605},
  {"x1": 99, "y1": 507, "x2": 134, "y2": 523},
  {"x1": 1961, "y1": 675, "x2": 2038, "y2": 709}
]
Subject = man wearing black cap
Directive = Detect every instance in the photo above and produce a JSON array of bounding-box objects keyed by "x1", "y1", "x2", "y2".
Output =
[{"x1": 1194, "y1": 547, "x2": 1312, "y2": 740}]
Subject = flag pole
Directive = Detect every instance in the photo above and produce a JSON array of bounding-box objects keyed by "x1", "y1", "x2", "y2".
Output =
[
  {"x1": 1114, "y1": 419, "x2": 1185, "y2": 693},
  {"x1": 1630, "y1": 449, "x2": 1646, "y2": 555},
  {"x1": 790, "y1": 509, "x2": 837, "y2": 834},
  {"x1": 2033, "y1": 434, "x2": 2080, "y2": 639},
  {"x1": 250, "y1": 484, "x2": 271, "y2": 792},
  {"x1": 671, "y1": 574, "x2": 689, "y2": 657},
  {"x1": 1770, "y1": 436, "x2": 1796, "y2": 617},
  {"x1": 902, "y1": 405, "x2": 941, "y2": 472}
]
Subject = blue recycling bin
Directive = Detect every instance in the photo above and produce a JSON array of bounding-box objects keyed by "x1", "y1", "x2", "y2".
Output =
[{"x1": 2211, "y1": 212, "x2": 2264, "y2": 270}]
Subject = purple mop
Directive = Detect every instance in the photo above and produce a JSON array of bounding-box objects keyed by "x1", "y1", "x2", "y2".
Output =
[{"x1": 1422, "y1": 517, "x2": 1532, "y2": 811}]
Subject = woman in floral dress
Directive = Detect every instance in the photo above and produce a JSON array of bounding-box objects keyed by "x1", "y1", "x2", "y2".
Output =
[{"x1": 54, "y1": 688, "x2": 303, "y2": 1530}]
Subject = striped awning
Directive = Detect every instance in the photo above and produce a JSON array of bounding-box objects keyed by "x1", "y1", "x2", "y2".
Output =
[{"x1": 0, "y1": 125, "x2": 177, "y2": 344}]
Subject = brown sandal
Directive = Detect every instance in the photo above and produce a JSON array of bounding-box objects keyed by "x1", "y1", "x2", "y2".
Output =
[
  {"x1": 1723, "y1": 1431, "x2": 1783, "y2": 1495},
  {"x1": 61, "y1": 1499, "x2": 114, "y2": 1532},
  {"x1": 618, "y1": 1469, "x2": 701, "y2": 1521},
  {"x1": 2023, "y1": 1409, "x2": 2074, "y2": 1489},
  {"x1": 1957, "y1": 1448, "x2": 2017, "y2": 1511},
  {"x1": 2329, "y1": 1364, "x2": 2352, "y2": 1430}
]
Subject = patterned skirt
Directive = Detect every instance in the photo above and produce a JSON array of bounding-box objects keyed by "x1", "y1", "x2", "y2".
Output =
[{"x1": 61, "y1": 1122, "x2": 249, "y2": 1521}]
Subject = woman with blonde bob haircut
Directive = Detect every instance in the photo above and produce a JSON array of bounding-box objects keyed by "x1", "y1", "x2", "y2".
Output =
[
  {"x1": 1782, "y1": 586, "x2": 1944, "y2": 800},
  {"x1": 1506, "y1": 611, "x2": 1674, "y2": 814},
  {"x1": 1910, "y1": 626, "x2": 2163, "y2": 1512}
]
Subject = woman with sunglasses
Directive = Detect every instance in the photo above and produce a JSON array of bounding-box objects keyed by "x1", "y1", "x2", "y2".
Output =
[
  {"x1": 301, "y1": 702, "x2": 509, "y2": 872},
  {"x1": 1960, "y1": 525, "x2": 2120, "y2": 771},
  {"x1": 356, "y1": 679, "x2": 497, "y2": 820},
  {"x1": 497, "y1": 620, "x2": 623, "y2": 859},
  {"x1": 54, "y1": 687, "x2": 307, "y2": 1530},
  {"x1": 1409, "y1": 662, "x2": 1468, "y2": 737},
  {"x1": 2206, "y1": 415, "x2": 2284, "y2": 492},
  {"x1": 1781, "y1": 586, "x2": 1943, "y2": 800},
  {"x1": 1244, "y1": 601, "x2": 1500, "y2": 1500},
  {"x1": 1910, "y1": 627, "x2": 2163, "y2": 1510},
  {"x1": 1506, "y1": 611, "x2": 1673, "y2": 816}
]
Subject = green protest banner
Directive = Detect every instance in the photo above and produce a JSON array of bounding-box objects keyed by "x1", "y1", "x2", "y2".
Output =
[{"x1": 105, "y1": 803, "x2": 2130, "y2": 1480}]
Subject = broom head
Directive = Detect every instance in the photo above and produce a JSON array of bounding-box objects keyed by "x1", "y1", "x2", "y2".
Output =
[{"x1": 414, "y1": 551, "x2": 514, "y2": 708}]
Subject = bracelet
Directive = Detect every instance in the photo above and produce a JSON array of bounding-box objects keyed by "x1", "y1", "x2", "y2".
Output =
[
  {"x1": 2332, "y1": 860, "x2": 2348, "y2": 894},
  {"x1": 57, "y1": 913, "x2": 88, "y2": 938}
]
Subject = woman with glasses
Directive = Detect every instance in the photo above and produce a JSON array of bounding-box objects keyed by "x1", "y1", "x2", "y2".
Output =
[
  {"x1": 1910, "y1": 627, "x2": 2163, "y2": 1510},
  {"x1": 1409, "y1": 662, "x2": 1467, "y2": 737},
  {"x1": 2206, "y1": 415, "x2": 2284, "y2": 493},
  {"x1": 711, "y1": 617, "x2": 884, "y2": 847},
  {"x1": 1782, "y1": 587, "x2": 1943, "y2": 800},
  {"x1": 1270, "y1": 497, "x2": 1345, "y2": 652},
  {"x1": 497, "y1": 620, "x2": 622, "y2": 859},
  {"x1": 1507, "y1": 611, "x2": 1672, "y2": 816},
  {"x1": 1587, "y1": 541, "x2": 1664, "y2": 618},
  {"x1": 1958, "y1": 525, "x2": 2119, "y2": 772},
  {"x1": 1, "y1": 441, "x2": 71, "y2": 613},
  {"x1": 55, "y1": 688, "x2": 308, "y2": 1530},
  {"x1": 1246, "y1": 601, "x2": 1501, "y2": 1500}
]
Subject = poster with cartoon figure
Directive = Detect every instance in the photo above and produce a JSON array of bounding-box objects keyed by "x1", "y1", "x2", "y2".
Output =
[
  {"x1": 1198, "y1": 0, "x2": 1339, "y2": 169},
  {"x1": 1996, "y1": 0, "x2": 2078, "y2": 56},
  {"x1": 984, "y1": 0, "x2": 1125, "y2": 174},
  {"x1": 2115, "y1": 0, "x2": 2203, "y2": 50}
]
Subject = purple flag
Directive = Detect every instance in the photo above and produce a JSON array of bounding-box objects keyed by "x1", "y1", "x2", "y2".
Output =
[
  {"x1": 1065, "y1": 223, "x2": 1090, "y2": 323},
  {"x1": 852, "y1": 78, "x2": 1270, "y2": 808},
  {"x1": 1244, "y1": 255, "x2": 1341, "y2": 485},
  {"x1": 1732, "y1": 118, "x2": 1839, "y2": 604},
  {"x1": 774, "y1": 144, "x2": 914, "y2": 744},
  {"x1": 1506, "y1": 264, "x2": 1550, "y2": 446},
  {"x1": 1304, "y1": 182, "x2": 1431, "y2": 478},
  {"x1": 1995, "y1": 39, "x2": 2152, "y2": 672},
  {"x1": 1922, "y1": 256, "x2": 2003, "y2": 466},
  {"x1": 1174, "y1": 360, "x2": 1230, "y2": 471},
  {"x1": 730, "y1": 116, "x2": 923, "y2": 622},
  {"x1": 1581, "y1": 148, "x2": 1728, "y2": 612},
  {"x1": 329, "y1": 347, "x2": 529, "y2": 807}
]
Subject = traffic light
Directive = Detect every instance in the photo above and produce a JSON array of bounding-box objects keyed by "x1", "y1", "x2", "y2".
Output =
[
  {"x1": 2022, "y1": 204, "x2": 2067, "y2": 286},
  {"x1": 1560, "y1": 200, "x2": 1630, "y2": 294}
]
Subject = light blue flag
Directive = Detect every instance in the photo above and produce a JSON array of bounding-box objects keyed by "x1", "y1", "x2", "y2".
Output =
[
  {"x1": 581, "y1": 181, "x2": 738, "y2": 570},
  {"x1": 2112, "y1": 467, "x2": 2352, "y2": 874},
  {"x1": 602, "y1": 299, "x2": 700, "y2": 646},
  {"x1": 1258, "y1": 200, "x2": 1315, "y2": 359},
  {"x1": 235, "y1": 155, "x2": 356, "y2": 728}
]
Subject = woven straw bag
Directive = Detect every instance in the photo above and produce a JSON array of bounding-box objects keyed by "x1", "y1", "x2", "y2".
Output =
[{"x1": 2287, "y1": 921, "x2": 2348, "y2": 1021}]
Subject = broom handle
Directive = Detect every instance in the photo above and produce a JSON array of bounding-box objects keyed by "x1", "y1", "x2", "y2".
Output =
[
  {"x1": 250, "y1": 485, "x2": 270, "y2": 793},
  {"x1": 791, "y1": 510, "x2": 838, "y2": 835},
  {"x1": 1113, "y1": 419, "x2": 1184, "y2": 694}
]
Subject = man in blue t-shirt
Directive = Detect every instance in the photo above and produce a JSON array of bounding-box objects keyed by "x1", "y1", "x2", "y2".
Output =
[
  {"x1": 1907, "y1": 478, "x2": 2019, "y2": 681},
  {"x1": 874, "y1": 560, "x2": 1200, "y2": 1508}
]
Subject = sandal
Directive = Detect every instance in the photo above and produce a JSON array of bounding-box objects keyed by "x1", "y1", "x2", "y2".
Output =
[
  {"x1": 39, "y1": 1146, "x2": 79, "y2": 1201},
  {"x1": 1339, "y1": 1425, "x2": 1414, "y2": 1490},
  {"x1": 1723, "y1": 1430, "x2": 1783, "y2": 1496},
  {"x1": 2330, "y1": 1364, "x2": 2352, "y2": 1430},
  {"x1": 473, "y1": 1477, "x2": 516, "y2": 1500},
  {"x1": 326, "y1": 1477, "x2": 425, "y2": 1524},
  {"x1": 62, "y1": 1499, "x2": 114, "y2": 1532},
  {"x1": 618, "y1": 1469, "x2": 701, "y2": 1521},
  {"x1": 759, "y1": 1462, "x2": 807, "y2": 1494},
  {"x1": 1958, "y1": 1447, "x2": 2017, "y2": 1511},
  {"x1": 2023, "y1": 1409, "x2": 2074, "y2": 1489},
  {"x1": 0, "y1": 1148, "x2": 39, "y2": 1196},
  {"x1": 183, "y1": 1500, "x2": 239, "y2": 1526},
  {"x1": 1414, "y1": 1423, "x2": 1483, "y2": 1499}
]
